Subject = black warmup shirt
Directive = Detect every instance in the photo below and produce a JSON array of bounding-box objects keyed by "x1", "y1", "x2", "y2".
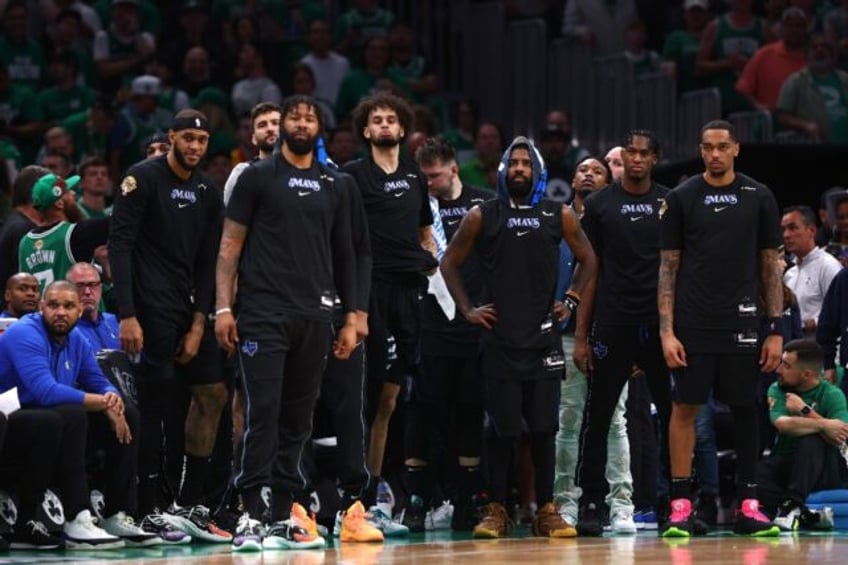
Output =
[
  {"x1": 342, "y1": 155, "x2": 437, "y2": 282},
  {"x1": 582, "y1": 181, "x2": 669, "y2": 325},
  {"x1": 421, "y1": 185, "x2": 490, "y2": 355},
  {"x1": 659, "y1": 173, "x2": 781, "y2": 345},
  {"x1": 477, "y1": 198, "x2": 562, "y2": 350},
  {"x1": 0, "y1": 211, "x2": 37, "y2": 306},
  {"x1": 109, "y1": 155, "x2": 222, "y2": 320},
  {"x1": 228, "y1": 155, "x2": 356, "y2": 323}
]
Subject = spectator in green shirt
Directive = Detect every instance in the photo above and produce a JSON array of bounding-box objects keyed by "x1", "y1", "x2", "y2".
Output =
[
  {"x1": 334, "y1": 0, "x2": 395, "y2": 67},
  {"x1": 0, "y1": 1, "x2": 47, "y2": 91},
  {"x1": 458, "y1": 121, "x2": 503, "y2": 191},
  {"x1": 38, "y1": 50, "x2": 96, "y2": 125},
  {"x1": 662, "y1": 0, "x2": 712, "y2": 94}
]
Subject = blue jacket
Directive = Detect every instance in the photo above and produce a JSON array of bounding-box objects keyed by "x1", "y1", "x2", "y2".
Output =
[
  {"x1": 0, "y1": 313, "x2": 117, "y2": 406},
  {"x1": 75, "y1": 312, "x2": 120, "y2": 351},
  {"x1": 818, "y1": 267, "x2": 848, "y2": 373}
]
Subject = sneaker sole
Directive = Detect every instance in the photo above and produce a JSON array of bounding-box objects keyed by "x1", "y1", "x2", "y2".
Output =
[
  {"x1": 611, "y1": 526, "x2": 638, "y2": 535},
  {"x1": 121, "y1": 535, "x2": 163, "y2": 547},
  {"x1": 65, "y1": 539, "x2": 126, "y2": 550},
  {"x1": 233, "y1": 539, "x2": 263, "y2": 552},
  {"x1": 382, "y1": 527, "x2": 411, "y2": 537},
  {"x1": 9, "y1": 542, "x2": 64, "y2": 550},
  {"x1": 661, "y1": 526, "x2": 692, "y2": 538},
  {"x1": 472, "y1": 528, "x2": 503, "y2": 539},
  {"x1": 736, "y1": 526, "x2": 781, "y2": 537},
  {"x1": 164, "y1": 515, "x2": 232, "y2": 543},
  {"x1": 262, "y1": 537, "x2": 326, "y2": 550},
  {"x1": 340, "y1": 532, "x2": 385, "y2": 543}
]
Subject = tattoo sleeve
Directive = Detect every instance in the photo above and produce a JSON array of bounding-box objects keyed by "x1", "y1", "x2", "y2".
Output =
[
  {"x1": 215, "y1": 219, "x2": 247, "y2": 311},
  {"x1": 658, "y1": 250, "x2": 681, "y2": 335},
  {"x1": 759, "y1": 248, "x2": 783, "y2": 318}
]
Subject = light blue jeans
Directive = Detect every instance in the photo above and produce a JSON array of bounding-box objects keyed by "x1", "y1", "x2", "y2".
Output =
[{"x1": 554, "y1": 335, "x2": 634, "y2": 523}]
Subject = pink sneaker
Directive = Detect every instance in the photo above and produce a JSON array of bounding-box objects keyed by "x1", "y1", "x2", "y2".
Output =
[
  {"x1": 734, "y1": 499, "x2": 779, "y2": 537},
  {"x1": 661, "y1": 498, "x2": 693, "y2": 538}
]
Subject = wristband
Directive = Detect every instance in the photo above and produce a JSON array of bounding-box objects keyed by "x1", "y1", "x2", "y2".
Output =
[
  {"x1": 215, "y1": 307, "x2": 232, "y2": 316},
  {"x1": 766, "y1": 316, "x2": 784, "y2": 337},
  {"x1": 563, "y1": 291, "x2": 581, "y2": 313}
]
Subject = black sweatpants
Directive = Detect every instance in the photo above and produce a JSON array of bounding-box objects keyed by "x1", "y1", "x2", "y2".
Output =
[
  {"x1": 756, "y1": 435, "x2": 848, "y2": 515},
  {"x1": 626, "y1": 373, "x2": 659, "y2": 510},
  {"x1": 0, "y1": 409, "x2": 63, "y2": 523},
  {"x1": 577, "y1": 324, "x2": 671, "y2": 505},
  {"x1": 318, "y1": 341, "x2": 370, "y2": 504},
  {"x1": 234, "y1": 316, "x2": 331, "y2": 520}
]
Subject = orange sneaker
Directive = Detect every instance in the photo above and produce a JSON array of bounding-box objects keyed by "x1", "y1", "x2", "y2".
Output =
[
  {"x1": 290, "y1": 502, "x2": 320, "y2": 541},
  {"x1": 532, "y1": 503, "x2": 577, "y2": 538},
  {"x1": 472, "y1": 502, "x2": 511, "y2": 539},
  {"x1": 340, "y1": 501, "x2": 384, "y2": 543}
]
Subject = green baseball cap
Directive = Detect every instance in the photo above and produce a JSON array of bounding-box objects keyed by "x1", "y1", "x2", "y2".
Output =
[{"x1": 31, "y1": 173, "x2": 80, "y2": 211}]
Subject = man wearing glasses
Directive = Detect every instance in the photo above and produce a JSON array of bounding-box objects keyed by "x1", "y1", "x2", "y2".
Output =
[{"x1": 66, "y1": 262, "x2": 118, "y2": 351}]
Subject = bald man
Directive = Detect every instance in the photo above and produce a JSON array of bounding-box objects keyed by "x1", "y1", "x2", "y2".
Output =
[{"x1": 1, "y1": 273, "x2": 40, "y2": 318}]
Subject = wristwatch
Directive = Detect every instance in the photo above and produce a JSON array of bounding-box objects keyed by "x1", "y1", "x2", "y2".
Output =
[{"x1": 801, "y1": 404, "x2": 812, "y2": 416}]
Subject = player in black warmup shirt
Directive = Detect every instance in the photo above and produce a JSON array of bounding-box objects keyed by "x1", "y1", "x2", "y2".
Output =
[
  {"x1": 405, "y1": 138, "x2": 490, "y2": 530},
  {"x1": 215, "y1": 95, "x2": 358, "y2": 552},
  {"x1": 341, "y1": 93, "x2": 438, "y2": 523},
  {"x1": 108, "y1": 109, "x2": 230, "y2": 544},
  {"x1": 658, "y1": 120, "x2": 784, "y2": 538},
  {"x1": 441, "y1": 136, "x2": 598, "y2": 539},
  {"x1": 573, "y1": 131, "x2": 672, "y2": 536}
]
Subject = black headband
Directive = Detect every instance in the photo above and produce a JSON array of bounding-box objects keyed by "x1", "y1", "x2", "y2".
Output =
[{"x1": 171, "y1": 115, "x2": 210, "y2": 133}]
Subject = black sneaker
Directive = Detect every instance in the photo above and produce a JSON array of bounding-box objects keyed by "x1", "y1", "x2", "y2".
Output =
[
  {"x1": 693, "y1": 493, "x2": 717, "y2": 535},
  {"x1": 661, "y1": 498, "x2": 694, "y2": 538},
  {"x1": 452, "y1": 493, "x2": 488, "y2": 531},
  {"x1": 577, "y1": 502, "x2": 603, "y2": 537},
  {"x1": 656, "y1": 495, "x2": 670, "y2": 531},
  {"x1": 9, "y1": 520, "x2": 65, "y2": 550},
  {"x1": 401, "y1": 495, "x2": 426, "y2": 533}
]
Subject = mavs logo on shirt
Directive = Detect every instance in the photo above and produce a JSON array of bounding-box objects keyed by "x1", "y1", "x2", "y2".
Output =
[
  {"x1": 289, "y1": 177, "x2": 321, "y2": 192},
  {"x1": 383, "y1": 179, "x2": 411, "y2": 194},
  {"x1": 170, "y1": 188, "x2": 197, "y2": 207},
  {"x1": 703, "y1": 194, "x2": 738, "y2": 206},
  {"x1": 620, "y1": 203, "x2": 654, "y2": 215},
  {"x1": 507, "y1": 217, "x2": 540, "y2": 229}
]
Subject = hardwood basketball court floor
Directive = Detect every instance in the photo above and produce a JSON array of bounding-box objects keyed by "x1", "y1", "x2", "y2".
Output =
[{"x1": 2, "y1": 529, "x2": 847, "y2": 564}]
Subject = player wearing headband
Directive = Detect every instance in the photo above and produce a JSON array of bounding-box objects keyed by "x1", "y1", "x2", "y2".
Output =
[{"x1": 108, "y1": 108, "x2": 232, "y2": 544}]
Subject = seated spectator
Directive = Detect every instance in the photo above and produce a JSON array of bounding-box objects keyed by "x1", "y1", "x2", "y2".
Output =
[
  {"x1": 143, "y1": 131, "x2": 169, "y2": 159},
  {"x1": 561, "y1": 0, "x2": 638, "y2": 56},
  {"x1": 776, "y1": 34, "x2": 848, "y2": 144},
  {"x1": 0, "y1": 401, "x2": 65, "y2": 549},
  {"x1": 442, "y1": 98, "x2": 478, "y2": 165},
  {"x1": 824, "y1": 0, "x2": 848, "y2": 71},
  {"x1": 108, "y1": 75, "x2": 173, "y2": 175},
  {"x1": 326, "y1": 125, "x2": 359, "y2": 166},
  {"x1": 697, "y1": 0, "x2": 772, "y2": 115},
  {"x1": 458, "y1": 121, "x2": 503, "y2": 191},
  {"x1": 65, "y1": 262, "x2": 117, "y2": 350},
  {"x1": 229, "y1": 42, "x2": 283, "y2": 118},
  {"x1": 757, "y1": 339, "x2": 848, "y2": 529},
  {"x1": 1, "y1": 272, "x2": 39, "y2": 318},
  {"x1": 202, "y1": 149, "x2": 233, "y2": 192},
  {"x1": 93, "y1": 0, "x2": 162, "y2": 38},
  {"x1": 623, "y1": 21, "x2": 664, "y2": 77},
  {"x1": 0, "y1": 166, "x2": 48, "y2": 302},
  {"x1": 335, "y1": 35, "x2": 409, "y2": 120},
  {"x1": 333, "y1": 0, "x2": 395, "y2": 66},
  {"x1": 0, "y1": 65, "x2": 44, "y2": 164},
  {"x1": 0, "y1": 2, "x2": 47, "y2": 91},
  {"x1": 144, "y1": 56, "x2": 190, "y2": 114},
  {"x1": 179, "y1": 46, "x2": 216, "y2": 99},
  {"x1": 735, "y1": 7, "x2": 808, "y2": 112},
  {"x1": 51, "y1": 9, "x2": 98, "y2": 86},
  {"x1": 0, "y1": 280, "x2": 154, "y2": 548},
  {"x1": 388, "y1": 23, "x2": 438, "y2": 100},
  {"x1": 36, "y1": 126, "x2": 77, "y2": 168},
  {"x1": 42, "y1": 1, "x2": 103, "y2": 42},
  {"x1": 41, "y1": 151, "x2": 75, "y2": 179},
  {"x1": 92, "y1": 0, "x2": 157, "y2": 94},
  {"x1": 37, "y1": 50, "x2": 96, "y2": 125},
  {"x1": 62, "y1": 96, "x2": 116, "y2": 163},
  {"x1": 662, "y1": 0, "x2": 712, "y2": 94},
  {"x1": 291, "y1": 63, "x2": 336, "y2": 130},
  {"x1": 76, "y1": 156, "x2": 113, "y2": 219},
  {"x1": 192, "y1": 87, "x2": 237, "y2": 157},
  {"x1": 301, "y1": 18, "x2": 350, "y2": 107},
  {"x1": 539, "y1": 110, "x2": 590, "y2": 203},
  {"x1": 18, "y1": 173, "x2": 109, "y2": 292}
]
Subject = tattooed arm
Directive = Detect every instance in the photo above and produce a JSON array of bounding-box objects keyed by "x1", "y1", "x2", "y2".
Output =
[
  {"x1": 214, "y1": 219, "x2": 247, "y2": 354},
  {"x1": 759, "y1": 247, "x2": 784, "y2": 372},
  {"x1": 658, "y1": 249, "x2": 687, "y2": 368},
  {"x1": 561, "y1": 205, "x2": 598, "y2": 372}
]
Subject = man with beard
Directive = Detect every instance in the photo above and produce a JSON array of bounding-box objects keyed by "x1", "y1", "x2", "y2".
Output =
[
  {"x1": 223, "y1": 102, "x2": 281, "y2": 205},
  {"x1": 441, "y1": 137, "x2": 598, "y2": 539},
  {"x1": 573, "y1": 131, "x2": 672, "y2": 537},
  {"x1": 109, "y1": 108, "x2": 231, "y2": 545},
  {"x1": 756, "y1": 339, "x2": 848, "y2": 529},
  {"x1": 1, "y1": 273, "x2": 40, "y2": 318},
  {"x1": 340, "y1": 92, "x2": 438, "y2": 535},
  {"x1": 18, "y1": 173, "x2": 110, "y2": 293},
  {"x1": 0, "y1": 281, "x2": 153, "y2": 549},
  {"x1": 215, "y1": 95, "x2": 359, "y2": 552}
]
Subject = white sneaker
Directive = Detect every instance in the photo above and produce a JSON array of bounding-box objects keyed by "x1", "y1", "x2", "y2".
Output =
[
  {"x1": 375, "y1": 479, "x2": 395, "y2": 518},
  {"x1": 773, "y1": 505, "x2": 802, "y2": 531},
  {"x1": 64, "y1": 510, "x2": 125, "y2": 550},
  {"x1": 366, "y1": 507, "x2": 409, "y2": 537},
  {"x1": 100, "y1": 512, "x2": 160, "y2": 547},
  {"x1": 425, "y1": 501, "x2": 454, "y2": 531},
  {"x1": 610, "y1": 510, "x2": 637, "y2": 535}
]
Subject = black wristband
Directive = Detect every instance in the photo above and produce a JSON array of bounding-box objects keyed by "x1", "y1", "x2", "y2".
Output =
[
  {"x1": 766, "y1": 316, "x2": 784, "y2": 337},
  {"x1": 563, "y1": 292, "x2": 581, "y2": 313}
]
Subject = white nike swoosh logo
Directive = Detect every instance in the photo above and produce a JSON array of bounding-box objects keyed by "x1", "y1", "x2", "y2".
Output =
[
  {"x1": 447, "y1": 220, "x2": 459, "y2": 226},
  {"x1": 393, "y1": 192, "x2": 405, "y2": 198},
  {"x1": 298, "y1": 191, "x2": 313, "y2": 197},
  {"x1": 714, "y1": 206, "x2": 728, "y2": 212},
  {"x1": 542, "y1": 211, "x2": 555, "y2": 217},
  {"x1": 630, "y1": 216, "x2": 644, "y2": 222},
  {"x1": 178, "y1": 203, "x2": 190, "y2": 209},
  {"x1": 517, "y1": 230, "x2": 530, "y2": 237}
]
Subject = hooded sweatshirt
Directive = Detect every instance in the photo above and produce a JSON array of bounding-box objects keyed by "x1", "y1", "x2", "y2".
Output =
[{"x1": 477, "y1": 137, "x2": 563, "y2": 351}]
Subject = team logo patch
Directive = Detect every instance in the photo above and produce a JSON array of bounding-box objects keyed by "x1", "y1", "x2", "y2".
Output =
[
  {"x1": 0, "y1": 491, "x2": 17, "y2": 526},
  {"x1": 42, "y1": 489, "x2": 65, "y2": 526},
  {"x1": 592, "y1": 341, "x2": 609, "y2": 360},
  {"x1": 121, "y1": 175, "x2": 137, "y2": 196},
  {"x1": 34, "y1": 239, "x2": 43, "y2": 250},
  {"x1": 241, "y1": 340, "x2": 259, "y2": 357}
]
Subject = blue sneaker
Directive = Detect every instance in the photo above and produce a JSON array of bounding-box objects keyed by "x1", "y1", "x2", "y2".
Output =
[{"x1": 634, "y1": 509, "x2": 658, "y2": 531}]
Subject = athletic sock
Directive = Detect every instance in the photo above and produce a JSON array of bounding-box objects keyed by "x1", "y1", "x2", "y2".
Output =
[
  {"x1": 404, "y1": 465, "x2": 430, "y2": 506},
  {"x1": 671, "y1": 477, "x2": 692, "y2": 501},
  {"x1": 458, "y1": 465, "x2": 482, "y2": 500}
]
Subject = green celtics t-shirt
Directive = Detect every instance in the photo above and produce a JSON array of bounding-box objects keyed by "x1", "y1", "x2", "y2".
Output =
[
  {"x1": 812, "y1": 72, "x2": 848, "y2": 145},
  {"x1": 18, "y1": 221, "x2": 78, "y2": 292},
  {"x1": 663, "y1": 29, "x2": 708, "y2": 93},
  {"x1": 768, "y1": 379, "x2": 848, "y2": 456}
]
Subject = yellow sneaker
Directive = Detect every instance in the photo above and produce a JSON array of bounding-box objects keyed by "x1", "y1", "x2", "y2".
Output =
[
  {"x1": 472, "y1": 502, "x2": 511, "y2": 539},
  {"x1": 532, "y1": 503, "x2": 577, "y2": 538},
  {"x1": 290, "y1": 502, "x2": 321, "y2": 541},
  {"x1": 340, "y1": 501, "x2": 384, "y2": 543}
]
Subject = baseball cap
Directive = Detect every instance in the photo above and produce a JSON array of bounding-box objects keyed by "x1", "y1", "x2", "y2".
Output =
[
  {"x1": 131, "y1": 75, "x2": 161, "y2": 97},
  {"x1": 31, "y1": 173, "x2": 80, "y2": 211},
  {"x1": 684, "y1": 0, "x2": 709, "y2": 10}
]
